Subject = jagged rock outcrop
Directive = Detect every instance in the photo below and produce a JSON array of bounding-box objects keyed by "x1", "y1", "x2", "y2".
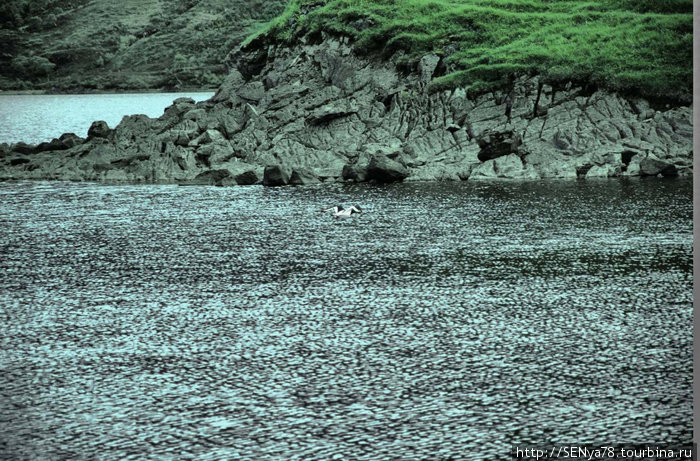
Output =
[{"x1": 0, "y1": 36, "x2": 692, "y2": 184}]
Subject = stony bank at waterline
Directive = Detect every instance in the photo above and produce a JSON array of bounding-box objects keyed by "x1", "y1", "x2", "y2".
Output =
[{"x1": 0, "y1": 37, "x2": 692, "y2": 185}]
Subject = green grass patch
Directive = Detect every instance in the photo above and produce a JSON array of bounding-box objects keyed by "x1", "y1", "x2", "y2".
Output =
[{"x1": 246, "y1": 0, "x2": 692, "y2": 100}]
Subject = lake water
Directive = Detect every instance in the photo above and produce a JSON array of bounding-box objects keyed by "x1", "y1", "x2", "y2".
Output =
[
  {"x1": 0, "y1": 179, "x2": 692, "y2": 459},
  {"x1": 0, "y1": 92, "x2": 215, "y2": 145}
]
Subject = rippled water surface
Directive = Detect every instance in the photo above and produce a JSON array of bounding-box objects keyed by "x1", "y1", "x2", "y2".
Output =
[
  {"x1": 0, "y1": 92, "x2": 214, "y2": 145},
  {"x1": 0, "y1": 179, "x2": 692, "y2": 460}
]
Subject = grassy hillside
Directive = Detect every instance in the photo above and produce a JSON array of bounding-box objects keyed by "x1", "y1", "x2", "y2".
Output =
[
  {"x1": 247, "y1": 0, "x2": 692, "y2": 101},
  {"x1": 0, "y1": 0, "x2": 285, "y2": 92}
]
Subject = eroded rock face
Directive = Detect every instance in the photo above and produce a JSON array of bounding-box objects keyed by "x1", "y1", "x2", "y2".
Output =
[{"x1": 0, "y1": 36, "x2": 692, "y2": 184}]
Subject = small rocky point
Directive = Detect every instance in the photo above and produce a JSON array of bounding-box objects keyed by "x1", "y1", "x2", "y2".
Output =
[{"x1": 0, "y1": 36, "x2": 692, "y2": 185}]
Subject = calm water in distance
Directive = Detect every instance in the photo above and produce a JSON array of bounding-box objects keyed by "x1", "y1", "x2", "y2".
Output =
[
  {"x1": 0, "y1": 179, "x2": 692, "y2": 459},
  {"x1": 0, "y1": 92, "x2": 214, "y2": 145}
]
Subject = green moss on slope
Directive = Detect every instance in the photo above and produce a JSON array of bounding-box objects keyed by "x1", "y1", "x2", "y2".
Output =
[{"x1": 246, "y1": 0, "x2": 692, "y2": 101}]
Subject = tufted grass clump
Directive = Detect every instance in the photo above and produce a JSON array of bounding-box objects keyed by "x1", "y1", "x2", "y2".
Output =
[{"x1": 245, "y1": 0, "x2": 692, "y2": 101}]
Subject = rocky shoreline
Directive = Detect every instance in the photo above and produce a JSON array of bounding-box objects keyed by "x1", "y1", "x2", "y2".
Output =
[{"x1": 0, "y1": 37, "x2": 692, "y2": 185}]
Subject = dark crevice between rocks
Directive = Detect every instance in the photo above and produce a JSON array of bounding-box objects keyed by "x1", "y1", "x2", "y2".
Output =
[
  {"x1": 504, "y1": 86, "x2": 515, "y2": 122},
  {"x1": 196, "y1": 151, "x2": 211, "y2": 168},
  {"x1": 235, "y1": 48, "x2": 269, "y2": 81},
  {"x1": 455, "y1": 112, "x2": 469, "y2": 129},
  {"x1": 262, "y1": 75, "x2": 276, "y2": 91},
  {"x1": 305, "y1": 30, "x2": 324, "y2": 46},
  {"x1": 578, "y1": 82, "x2": 598, "y2": 99},
  {"x1": 477, "y1": 130, "x2": 521, "y2": 162},
  {"x1": 533, "y1": 81, "x2": 544, "y2": 118},
  {"x1": 576, "y1": 164, "x2": 593, "y2": 178},
  {"x1": 9, "y1": 158, "x2": 30, "y2": 166},
  {"x1": 620, "y1": 150, "x2": 637, "y2": 172},
  {"x1": 433, "y1": 58, "x2": 447, "y2": 80},
  {"x1": 381, "y1": 93, "x2": 394, "y2": 111},
  {"x1": 306, "y1": 111, "x2": 357, "y2": 126},
  {"x1": 175, "y1": 157, "x2": 188, "y2": 171}
]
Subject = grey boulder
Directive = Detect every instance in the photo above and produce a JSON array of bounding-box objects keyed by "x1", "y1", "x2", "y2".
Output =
[
  {"x1": 290, "y1": 168, "x2": 322, "y2": 186},
  {"x1": 234, "y1": 169, "x2": 261, "y2": 185},
  {"x1": 366, "y1": 155, "x2": 408, "y2": 183},
  {"x1": 640, "y1": 156, "x2": 678, "y2": 177}
]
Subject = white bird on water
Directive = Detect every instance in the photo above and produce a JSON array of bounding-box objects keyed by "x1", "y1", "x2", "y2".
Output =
[{"x1": 323, "y1": 205, "x2": 363, "y2": 217}]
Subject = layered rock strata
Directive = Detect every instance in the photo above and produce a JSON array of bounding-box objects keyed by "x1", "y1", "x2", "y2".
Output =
[{"x1": 0, "y1": 37, "x2": 692, "y2": 185}]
